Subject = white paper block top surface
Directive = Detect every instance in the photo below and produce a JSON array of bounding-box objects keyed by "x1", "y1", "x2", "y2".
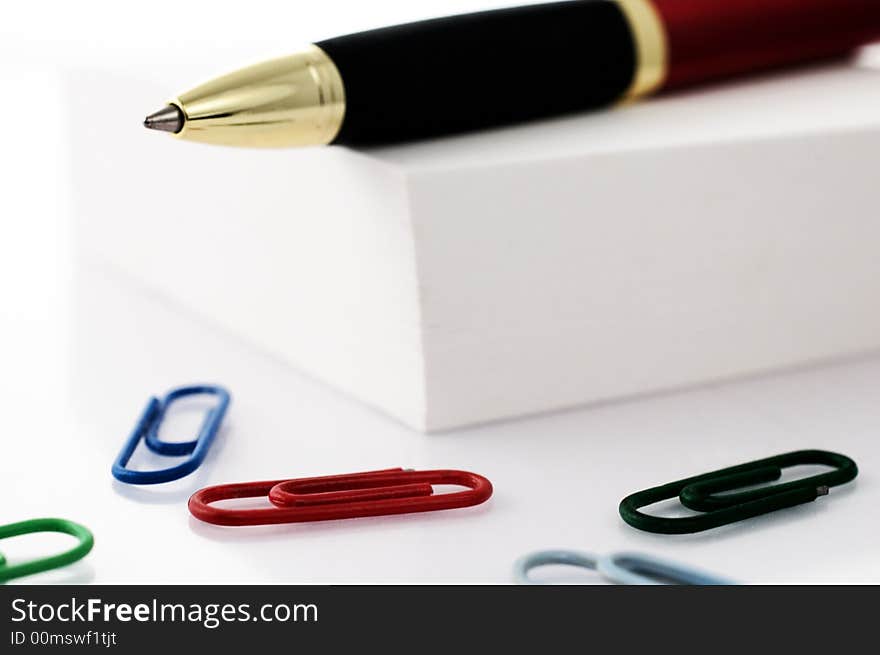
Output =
[{"x1": 69, "y1": 53, "x2": 880, "y2": 431}]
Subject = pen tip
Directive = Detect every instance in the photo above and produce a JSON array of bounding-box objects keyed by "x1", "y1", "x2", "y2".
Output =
[{"x1": 143, "y1": 104, "x2": 184, "y2": 134}]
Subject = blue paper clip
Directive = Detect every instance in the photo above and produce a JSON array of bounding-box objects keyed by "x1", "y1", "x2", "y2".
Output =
[
  {"x1": 514, "y1": 549, "x2": 735, "y2": 585},
  {"x1": 112, "y1": 385, "x2": 230, "y2": 485}
]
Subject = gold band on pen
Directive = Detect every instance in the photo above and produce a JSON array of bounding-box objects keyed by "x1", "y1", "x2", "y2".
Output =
[
  {"x1": 173, "y1": 45, "x2": 346, "y2": 148},
  {"x1": 616, "y1": 0, "x2": 669, "y2": 99}
]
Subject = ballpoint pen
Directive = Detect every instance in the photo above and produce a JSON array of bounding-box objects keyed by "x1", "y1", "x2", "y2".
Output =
[{"x1": 143, "y1": 0, "x2": 880, "y2": 148}]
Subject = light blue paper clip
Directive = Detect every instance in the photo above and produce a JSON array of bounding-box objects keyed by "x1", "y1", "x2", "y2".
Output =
[
  {"x1": 514, "y1": 549, "x2": 735, "y2": 585},
  {"x1": 597, "y1": 552, "x2": 735, "y2": 585},
  {"x1": 513, "y1": 550, "x2": 599, "y2": 585}
]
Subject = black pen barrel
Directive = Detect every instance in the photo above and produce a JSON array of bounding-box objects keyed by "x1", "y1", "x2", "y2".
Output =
[{"x1": 317, "y1": 1, "x2": 636, "y2": 145}]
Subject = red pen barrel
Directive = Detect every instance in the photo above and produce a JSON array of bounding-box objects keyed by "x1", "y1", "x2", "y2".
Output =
[{"x1": 652, "y1": 0, "x2": 880, "y2": 90}]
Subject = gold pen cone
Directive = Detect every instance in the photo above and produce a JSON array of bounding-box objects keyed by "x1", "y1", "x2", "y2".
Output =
[{"x1": 160, "y1": 45, "x2": 346, "y2": 148}]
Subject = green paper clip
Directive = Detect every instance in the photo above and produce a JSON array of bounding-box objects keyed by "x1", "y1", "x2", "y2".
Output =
[
  {"x1": 619, "y1": 450, "x2": 858, "y2": 534},
  {"x1": 0, "y1": 518, "x2": 94, "y2": 583}
]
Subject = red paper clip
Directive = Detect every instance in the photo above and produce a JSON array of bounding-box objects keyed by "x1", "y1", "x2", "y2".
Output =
[{"x1": 188, "y1": 468, "x2": 493, "y2": 526}]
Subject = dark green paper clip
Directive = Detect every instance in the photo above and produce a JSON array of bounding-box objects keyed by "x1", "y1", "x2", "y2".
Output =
[{"x1": 619, "y1": 450, "x2": 858, "y2": 534}]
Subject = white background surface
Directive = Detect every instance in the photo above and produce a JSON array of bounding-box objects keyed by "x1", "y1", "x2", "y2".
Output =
[{"x1": 1, "y1": 1, "x2": 879, "y2": 584}]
